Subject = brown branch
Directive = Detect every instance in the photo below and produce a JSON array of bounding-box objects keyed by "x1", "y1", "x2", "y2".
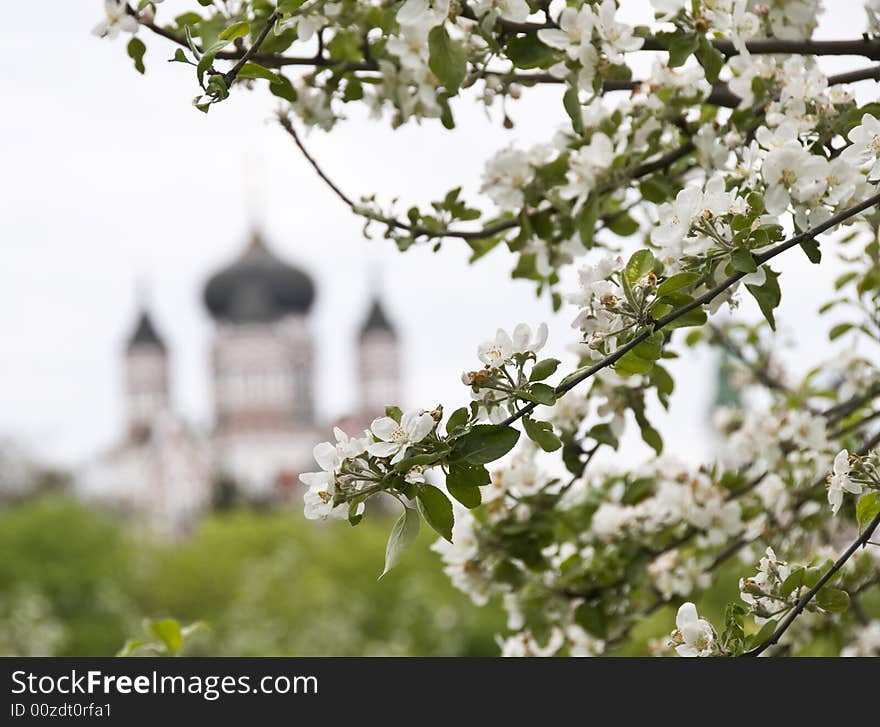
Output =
[{"x1": 278, "y1": 114, "x2": 519, "y2": 241}]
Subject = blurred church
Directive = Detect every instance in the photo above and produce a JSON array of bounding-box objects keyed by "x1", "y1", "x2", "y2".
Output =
[{"x1": 75, "y1": 229, "x2": 400, "y2": 534}]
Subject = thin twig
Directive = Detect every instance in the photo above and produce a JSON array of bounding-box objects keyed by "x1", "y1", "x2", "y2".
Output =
[
  {"x1": 498, "y1": 190, "x2": 880, "y2": 428},
  {"x1": 223, "y1": 10, "x2": 282, "y2": 85},
  {"x1": 743, "y1": 510, "x2": 880, "y2": 657},
  {"x1": 278, "y1": 115, "x2": 518, "y2": 240}
]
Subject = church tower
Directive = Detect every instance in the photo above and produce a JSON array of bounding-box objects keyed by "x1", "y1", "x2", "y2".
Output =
[
  {"x1": 203, "y1": 229, "x2": 318, "y2": 496},
  {"x1": 358, "y1": 296, "x2": 399, "y2": 417},
  {"x1": 124, "y1": 307, "x2": 169, "y2": 443}
]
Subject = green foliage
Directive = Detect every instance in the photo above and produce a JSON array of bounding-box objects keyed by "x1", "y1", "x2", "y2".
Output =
[
  {"x1": 856, "y1": 491, "x2": 880, "y2": 531},
  {"x1": 428, "y1": 26, "x2": 466, "y2": 95},
  {"x1": 0, "y1": 496, "x2": 503, "y2": 656},
  {"x1": 523, "y1": 417, "x2": 562, "y2": 452},
  {"x1": 382, "y1": 506, "x2": 420, "y2": 578},
  {"x1": 416, "y1": 485, "x2": 454, "y2": 541},
  {"x1": 454, "y1": 424, "x2": 520, "y2": 464},
  {"x1": 746, "y1": 268, "x2": 782, "y2": 330},
  {"x1": 127, "y1": 37, "x2": 146, "y2": 74}
]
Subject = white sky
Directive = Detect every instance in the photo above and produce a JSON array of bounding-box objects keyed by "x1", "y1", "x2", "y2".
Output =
[{"x1": 0, "y1": 1, "x2": 873, "y2": 468}]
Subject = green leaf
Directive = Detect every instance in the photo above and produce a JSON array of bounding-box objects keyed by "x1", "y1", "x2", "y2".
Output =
[
  {"x1": 447, "y1": 461, "x2": 490, "y2": 488},
  {"x1": 447, "y1": 481, "x2": 481, "y2": 508},
  {"x1": 380, "y1": 506, "x2": 420, "y2": 578},
  {"x1": 606, "y1": 213, "x2": 639, "y2": 237},
  {"x1": 633, "y1": 331, "x2": 664, "y2": 360},
  {"x1": 746, "y1": 268, "x2": 781, "y2": 331},
  {"x1": 455, "y1": 424, "x2": 520, "y2": 464},
  {"x1": 446, "y1": 461, "x2": 488, "y2": 507},
  {"x1": 219, "y1": 20, "x2": 250, "y2": 41},
  {"x1": 530, "y1": 358, "x2": 561, "y2": 382},
  {"x1": 779, "y1": 567, "x2": 804, "y2": 599},
  {"x1": 393, "y1": 449, "x2": 446, "y2": 472},
  {"x1": 656, "y1": 272, "x2": 700, "y2": 296},
  {"x1": 446, "y1": 407, "x2": 469, "y2": 434},
  {"x1": 574, "y1": 602, "x2": 607, "y2": 638},
  {"x1": 577, "y1": 194, "x2": 600, "y2": 247},
  {"x1": 236, "y1": 62, "x2": 282, "y2": 83},
  {"x1": 428, "y1": 25, "x2": 467, "y2": 95},
  {"x1": 801, "y1": 238, "x2": 821, "y2": 263},
  {"x1": 696, "y1": 35, "x2": 725, "y2": 83},
  {"x1": 615, "y1": 349, "x2": 654, "y2": 376},
  {"x1": 667, "y1": 34, "x2": 699, "y2": 67},
  {"x1": 729, "y1": 247, "x2": 757, "y2": 273},
  {"x1": 829, "y1": 322, "x2": 853, "y2": 341},
  {"x1": 587, "y1": 422, "x2": 619, "y2": 449},
  {"x1": 640, "y1": 176, "x2": 674, "y2": 203},
  {"x1": 170, "y1": 48, "x2": 190, "y2": 64},
  {"x1": 856, "y1": 491, "x2": 880, "y2": 531},
  {"x1": 385, "y1": 406, "x2": 403, "y2": 422},
  {"x1": 505, "y1": 35, "x2": 556, "y2": 68},
  {"x1": 638, "y1": 420, "x2": 663, "y2": 454},
  {"x1": 816, "y1": 587, "x2": 850, "y2": 613},
  {"x1": 269, "y1": 74, "x2": 296, "y2": 102},
  {"x1": 417, "y1": 485, "x2": 454, "y2": 541},
  {"x1": 127, "y1": 37, "x2": 147, "y2": 74},
  {"x1": 747, "y1": 618, "x2": 778, "y2": 650},
  {"x1": 615, "y1": 333, "x2": 664, "y2": 378},
  {"x1": 563, "y1": 85, "x2": 583, "y2": 134},
  {"x1": 520, "y1": 382, "x2": 557, "y2": 405},
  {"x1": 523, "y1": 417, "x2": 562, "y2": 452},
  {"x1": 446, "y1": 462, "x2": 485, "y2": 509},
  {"x1": 146, "y1": 618, "x2": 182, "y2": 655},
  {"x1": 196, "y1": 38, "x2": 231, "y2": 83},
  {"x1": 721, "y1": 602, "x2": 746, "y2": 655},
  {"x1": 624, "y1": 249, "x2": 656, "y2": 287}
]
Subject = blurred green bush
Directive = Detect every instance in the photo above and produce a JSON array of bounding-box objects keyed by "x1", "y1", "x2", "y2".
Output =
[{"x1": 0, "y1": 496, "x2": 503, "y2": 656}]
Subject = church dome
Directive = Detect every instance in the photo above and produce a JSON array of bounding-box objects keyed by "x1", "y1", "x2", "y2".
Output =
[{"x1": 204, "y1": 230, "x2": 315, "y2": 323}]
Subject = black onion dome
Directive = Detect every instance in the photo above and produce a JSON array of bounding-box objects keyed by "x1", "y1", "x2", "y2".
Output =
[
  {"x1": 359, "y1": 297, "x2": 396, "y2": 340},
  {"x1": 127, "y1": 309, "x2": 166, "y2": 352},
  {"x1": 203, "y1": 231, "x2": 315, "y2": 323}
]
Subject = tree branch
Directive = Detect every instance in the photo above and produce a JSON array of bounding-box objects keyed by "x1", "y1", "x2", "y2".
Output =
[
  {"x1": 499, "y1": 190, "x2": 880, "y2": 428},
  {"x1": 223, "y1": 9, "x2": 282, "y2": 86},
  {"x1": 278, "y1": 114, "x2": 519, "y2": 241},
  {"x1": 743, "y1": 509, "x2": 880, "y2": 657}
]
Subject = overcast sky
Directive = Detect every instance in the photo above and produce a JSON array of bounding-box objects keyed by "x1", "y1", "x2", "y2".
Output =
[{"x1": 0, "y1": 1, "x2": 874, "y2": 468}]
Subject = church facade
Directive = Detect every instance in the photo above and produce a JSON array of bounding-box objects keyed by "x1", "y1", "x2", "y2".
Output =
[{"x1": 76, "y1": 230, "x2": 399, "y2": 534}]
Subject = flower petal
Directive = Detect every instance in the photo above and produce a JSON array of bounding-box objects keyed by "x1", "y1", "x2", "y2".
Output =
[
  {"x1": 370, "y1": 416, "x2": 399, "y2": 442},
  {"x1": 407, "y1": 412, "x2": 435, "y2": 443},
  {"x1": 676, "y1": 602, "x2": 698, "y2": 629},
  {"x1": 367, "y1": 441, "x2": 399, "y2": 458}
]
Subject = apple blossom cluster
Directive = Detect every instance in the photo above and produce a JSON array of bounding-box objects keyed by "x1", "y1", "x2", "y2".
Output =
[
  {"x1": 299, "y1": 411, "x2": 439, "y2": 523},
  {"x1": 463, "y1": 322, "x2": 559, "y2": 423},
  {"x1": 98, "y1": 0, "x2": 880, "y2": 656}
]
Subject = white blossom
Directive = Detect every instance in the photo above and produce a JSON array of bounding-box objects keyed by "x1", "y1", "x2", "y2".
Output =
[
  {"x1": 827, "y1": 449, "x2": 861, "y2": 515},
  {"x1": 594, "y1": 0, "x2": 644, "y2": 62},
  {"x1": 481, "y1": 147, "x2": 532, "y2": 210},
  {"x1": 367, "y1": 410, "x2": 435, "y2": 464},
  {"x1": 842, "y1": 114, "x2": 880, "y2": 180},
  {"x1": 92, "y1": 0, "x2": 138, "y2": 39},
  {"x1": 669, "y1": 602, "x2": 715, "y2": 657},
  {"x1": 538, "y1": 6, "x2": 596, "y2": 60},
  {"x1": 471, "y1": 0, "x2": 531, "y2": 23}
]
